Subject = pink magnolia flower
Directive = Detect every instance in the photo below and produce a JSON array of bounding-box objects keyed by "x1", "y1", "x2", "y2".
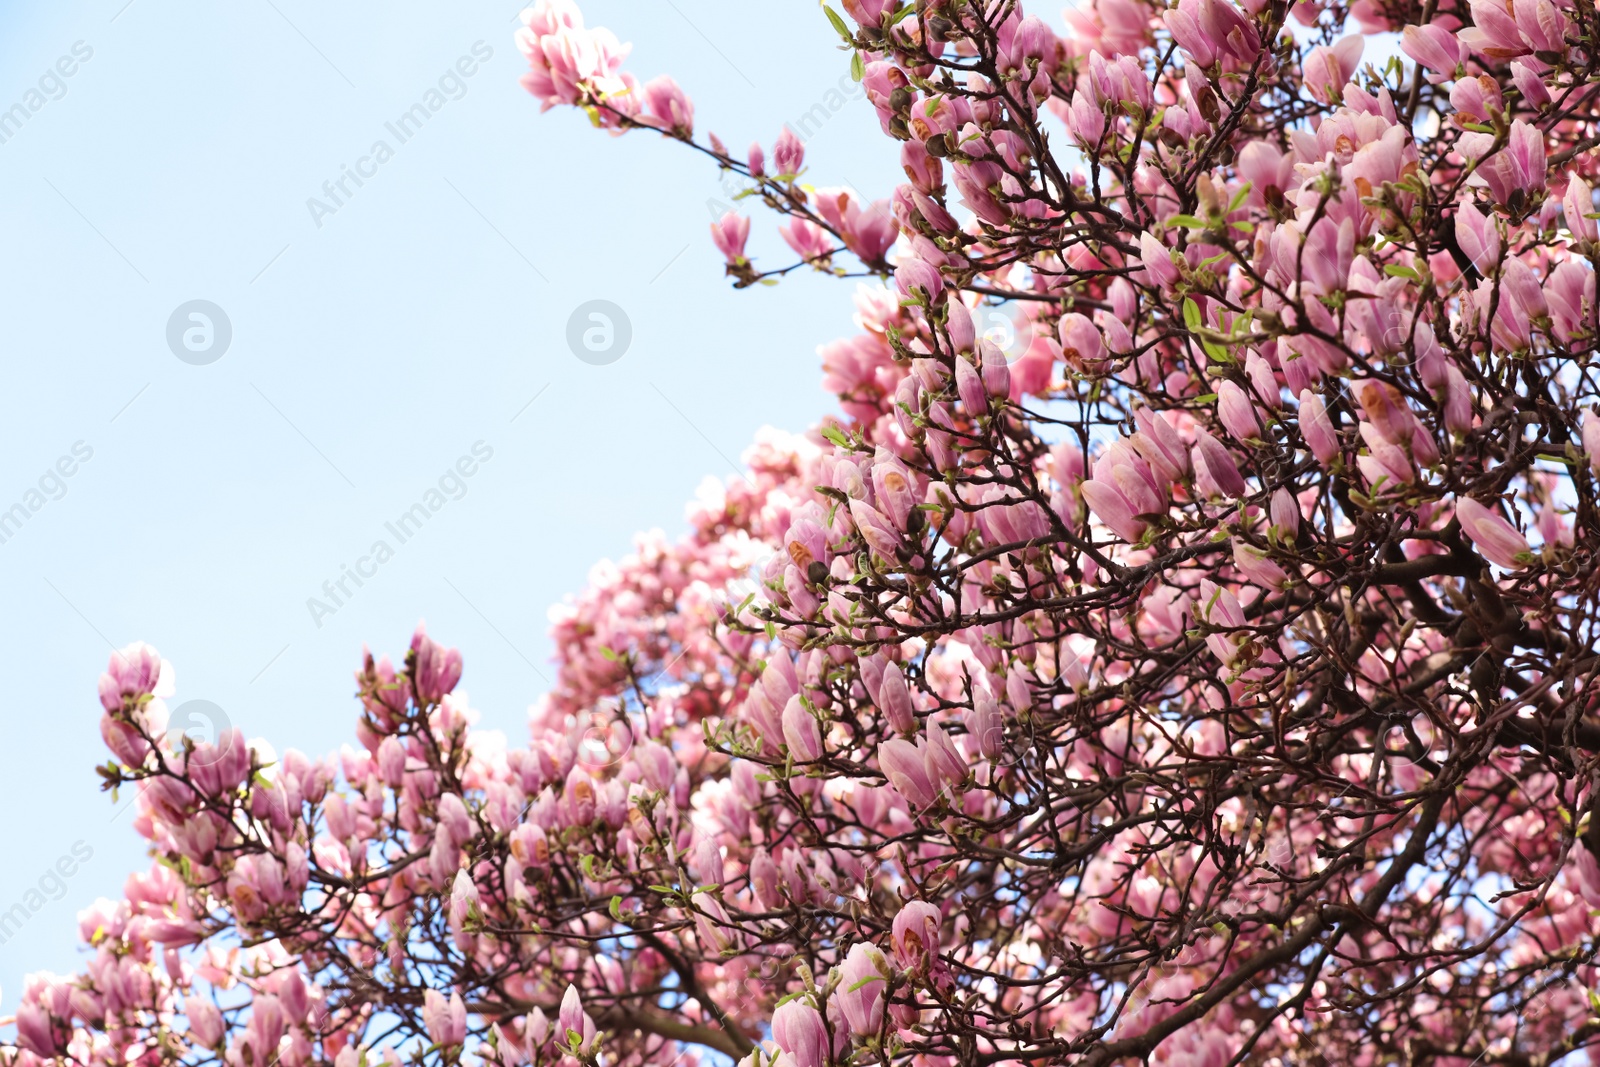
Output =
[
  {"x1": 773, "y1": 125, "x2": 805, "y2": 177},
  {"x1": 557, "y1": 985, "x2": 596, "y2": 1054},
  {"x1": 771, "y1": 1000, "x2": 828, "y2": 1067},
  {"x1": 710, "y1": 211, "x2": 750, "y2": 265},
  {"x1": 1477, "y1": 121, "x2": 1546, "y2": 210},
  {"x1": 1191, "y1": 430, "x2": 1248, "y2": 499},
  {"x1": 1270, "y1": 487, "x2": 1300, "y2": 537},
  {"x1": 1301, "y1": 36, "x2": 1363, "y2": 104},
  {"x1": 1454, "y1": 200, "x2": 1501, "y2": 273},
  {"x1": 1234, "y1": 538, "x2": 1290, "y2": 589},
  {"x1": 1400, "y1": 22, "x2": 1463, "y2": 78},
  {"x1": 892, "y1": 900, "x2": 942, "y2": 971},
  {"x1": 641, "y1": 75, "x2": 693, "y2": 135},
  {"x1": 1197, "y1": 579, "x2": 1248, "y2": 665},
  {"x1": 1059, "y1": 313, "x2": 1107, "y2": 371},
  {"x1": 1450, "y1": 75, "x2": 1502, "y2": 127},
  {"x1": 449, "y1": 869, "x2": 480, "y2": 935},
  {"x1": 410, "y1": 623, "x2": 463, "y2": 705},
  {"x1": 835, "y1": 942, "x2": 888, "y2": 1037},
  {"x1": 876, "y1": 661, "x2": 916, "y2": 736},
  {"x1": 1139, "y1": 231, "x2": 1180, "y2": 289},
  {"x1": 780, "y1": 217, "x2": 832, "y2": 262},
  {"x1": 423, "y1": 990, "x2": 467, "y2": 1048},
  {"x1": 1082, "y1": 477, "x2": 1149, "y2": 544},
  {"x1": 1582, "y1": 409, "x2": 1600, "y2": 475},
  {"x1": 1165, "y1": 0, "x2": 1261, "y2": 68},
  {"x1": 184, "y1": 997, "x2": 226, "y2": 1049},
  {"x1": 782, "y1": 695, "x2": 824, "y2": 761},
  {"x1": 1216, "y1": 380, "x2": 1264, "y2": 441},
  {"x1": 1297, "y1": 390, "x2": 1341, "y2": 467},
  {"x1": 749, "y1": 848, "x2": 783, "y2": 909},
  {"x1": 1565, "y1": 175, "x2": 1597, "y2": 247},
  {"x1": 965, "y1": 690, "x2": 1005, "y2": 759},
  {"x1": 879, "y1": 738, "x2": 938, "y2": 808},
  {"x1": 895, "y1": 256, "x2": 943, "y2": 304},
  {"x1": 1456, "y1": 497, "x2": 1531, "y2": 569}
]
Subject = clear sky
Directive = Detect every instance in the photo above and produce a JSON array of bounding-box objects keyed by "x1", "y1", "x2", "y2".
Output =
[{"x1": 0, "y1": 0, "x2": 900, "y2": 999}]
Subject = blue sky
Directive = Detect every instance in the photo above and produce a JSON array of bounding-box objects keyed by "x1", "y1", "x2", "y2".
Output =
[{"x1": 0, "y1": 0, "x2": 900, "y2": 997}]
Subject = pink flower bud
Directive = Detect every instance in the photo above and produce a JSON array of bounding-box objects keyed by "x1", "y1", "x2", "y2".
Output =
[
  {"x1": 925, "y1": 722, "x2": 967, "y2": 789},
  {"x1": 98, "y1": 641, "x2": 168, "y2": 715},
  {"x1": 891, "y1": 900, "x2": 942, "y2": 971},
  {"x1": 1572, "y1": 845, "x2": 1600, "y2": 908},
  {"x1": 979, "y1": 338, "x2": 1011, "y2": 398},
  {"x1": 877, "y1": 661, "x2": 916, "y2": 736},
  {"x1": 782, "y1": 695, "x2": 824, "y2": 761},
  {"x1": 1351, "y1": 379, "x2": 1417, "y2": 447},
  {"x1": 772, "y1": 1001, "x2": 828, "y2": 1067},
  {"x1": 641, "y1": 75, "x2": 693, "y2": 136},
  {"x1": 1300, "y1": 36, "x2": 1363, "y2": 104},
  {"x1": 1297, "y1": 390, "x2": 1341, "y2": 466},
  {"x1": 746, "y1": 141, "x2": 765, "y2": 177},
  {"x1": 1454, "y1": 200, "x2": 1500, "y2": 273},
  {"x1": 836, "y1": 943, "x2": 888, "y2": 1037},
  {"x1": 1233, "y1": 538, "x2": 1289, "y2": 589},
  {"x1": 1449, "y1": 75, "x2": 1501, "y2": 126},
  {"x1": 1270, "y1": 487, "x2": 1300, "y2": 537},
  {"x1": 1191, "y1": 430, "x2": 1248, "y2": 499},
  {"x1": 965, "y1": 691, "x2": 1005, "y2": 759},
  {"x1": 1139, "y1": 231, "x2": 1180, "y2": 289},
  {"x1": 1216, "y1": 380, "x2": 1264, "y2": 441},
  {"x1": 185, "y1": 998, "x2": 226, "y2": 1049},
  {"x1": 1510, "y1": 60, "x2": 1551, "y2": 111},
  {"x1": 749, "y1": 848, "x2": 783, "y2": 909},
  {"x1": 437, "y1": 792, "x2": 474, "y2": 849},
  {"x1": 1456, "y1": 497, "x2": 1531, "y2": 570},
  {"x1": 1058, "y1": 312, "x2": 1106, "y2": 370},
  {"x1": 421, "y1": 990, "x2": 466, "y2": 1048},
  {"x1": 1243, "y1": 352, "x2": 1281, "y2": 409},
  {"x1": 710, "y1": 211, "x2": 751, "y2": 265},
  {"x1": 955, "y1": 354, "x2": 987, "y2": 414},
  {"x1": 1565, "y1": 175, "x2": 1598, "y2": 246},
  {"x1": 1082, "y1": 478, "x2": 1148, "y2": 543},
  {"x1": 1477, "y1": 120, "x2": 1546, "y2": 211},
  {"x1": 410, "y1": 623, "x2": 463, "y2": 705},
  {"x1": 1582, "y1": 409, "x2": 1600, "y2": 475},
  {"x1": 1400, "y1": 23, "x2": 1463, "y2": 78},
  {"x1": 557, "y1": 985, "x2": 596, "y2": 1054},
  {"x1": 773, "y1": 125, "x2": 805, "y2": 177},
  {"x1": 879, "y1": 738, "x2": 938, "y2": 809},
  {"x1": 449, "y1": 869, "x2": 479, "y2": 931}
]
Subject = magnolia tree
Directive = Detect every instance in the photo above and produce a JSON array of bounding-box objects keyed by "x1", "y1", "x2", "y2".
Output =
[{"x1": 7, "y1": 0, "x2": 1600, "y2": 1064}]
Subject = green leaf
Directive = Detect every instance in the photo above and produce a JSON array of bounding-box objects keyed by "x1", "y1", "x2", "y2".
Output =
[
  {"x1": 1168, "y1": 214, "x2": 1204, "y2": 229},
  {"x1": 1193, "y1": 392, "x2": 1219, "y2": 403},
  {"x1": 846, "y1": 974, "x2": 889, "y2": 992},
  {"x1": 1182, "y1": 298, "x2": 1202, "y2": 331},
  {"x1": 598, "y1": 646, "x2": 620, "y2": 662},
  {"x1": 886, "y1": 3, "x2": 916, "y2": 24},
  {"x1": 1383, "y1": 264, "x2": 1419, "y2": 279},
  {"x1": 821, "y1": 425, "x2": 851, "y2": 447},
  {"x1": 1198, "y1": 251, "x2": 1231, "y2": 268},
  {"x1": 850, "y1": 51, "x2": 865, "y2": 82},
  {"x1": 1227, "y1": 181, "x2": 1253, "y2": 213},
  {"x1": 1202, "y1": 340, "x2": 1231, "y2": 362},
  {"x1": 1536, "y1": 453, "x2": 1573, "y2": 465},
  {"x1": 823, "y1": 5, "x2": 852, "y2": 40}
]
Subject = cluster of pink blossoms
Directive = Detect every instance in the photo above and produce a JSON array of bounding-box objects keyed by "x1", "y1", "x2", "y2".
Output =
[{"x1": 10, "y1": 0, "x2": 1600, "y2": 1065}]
